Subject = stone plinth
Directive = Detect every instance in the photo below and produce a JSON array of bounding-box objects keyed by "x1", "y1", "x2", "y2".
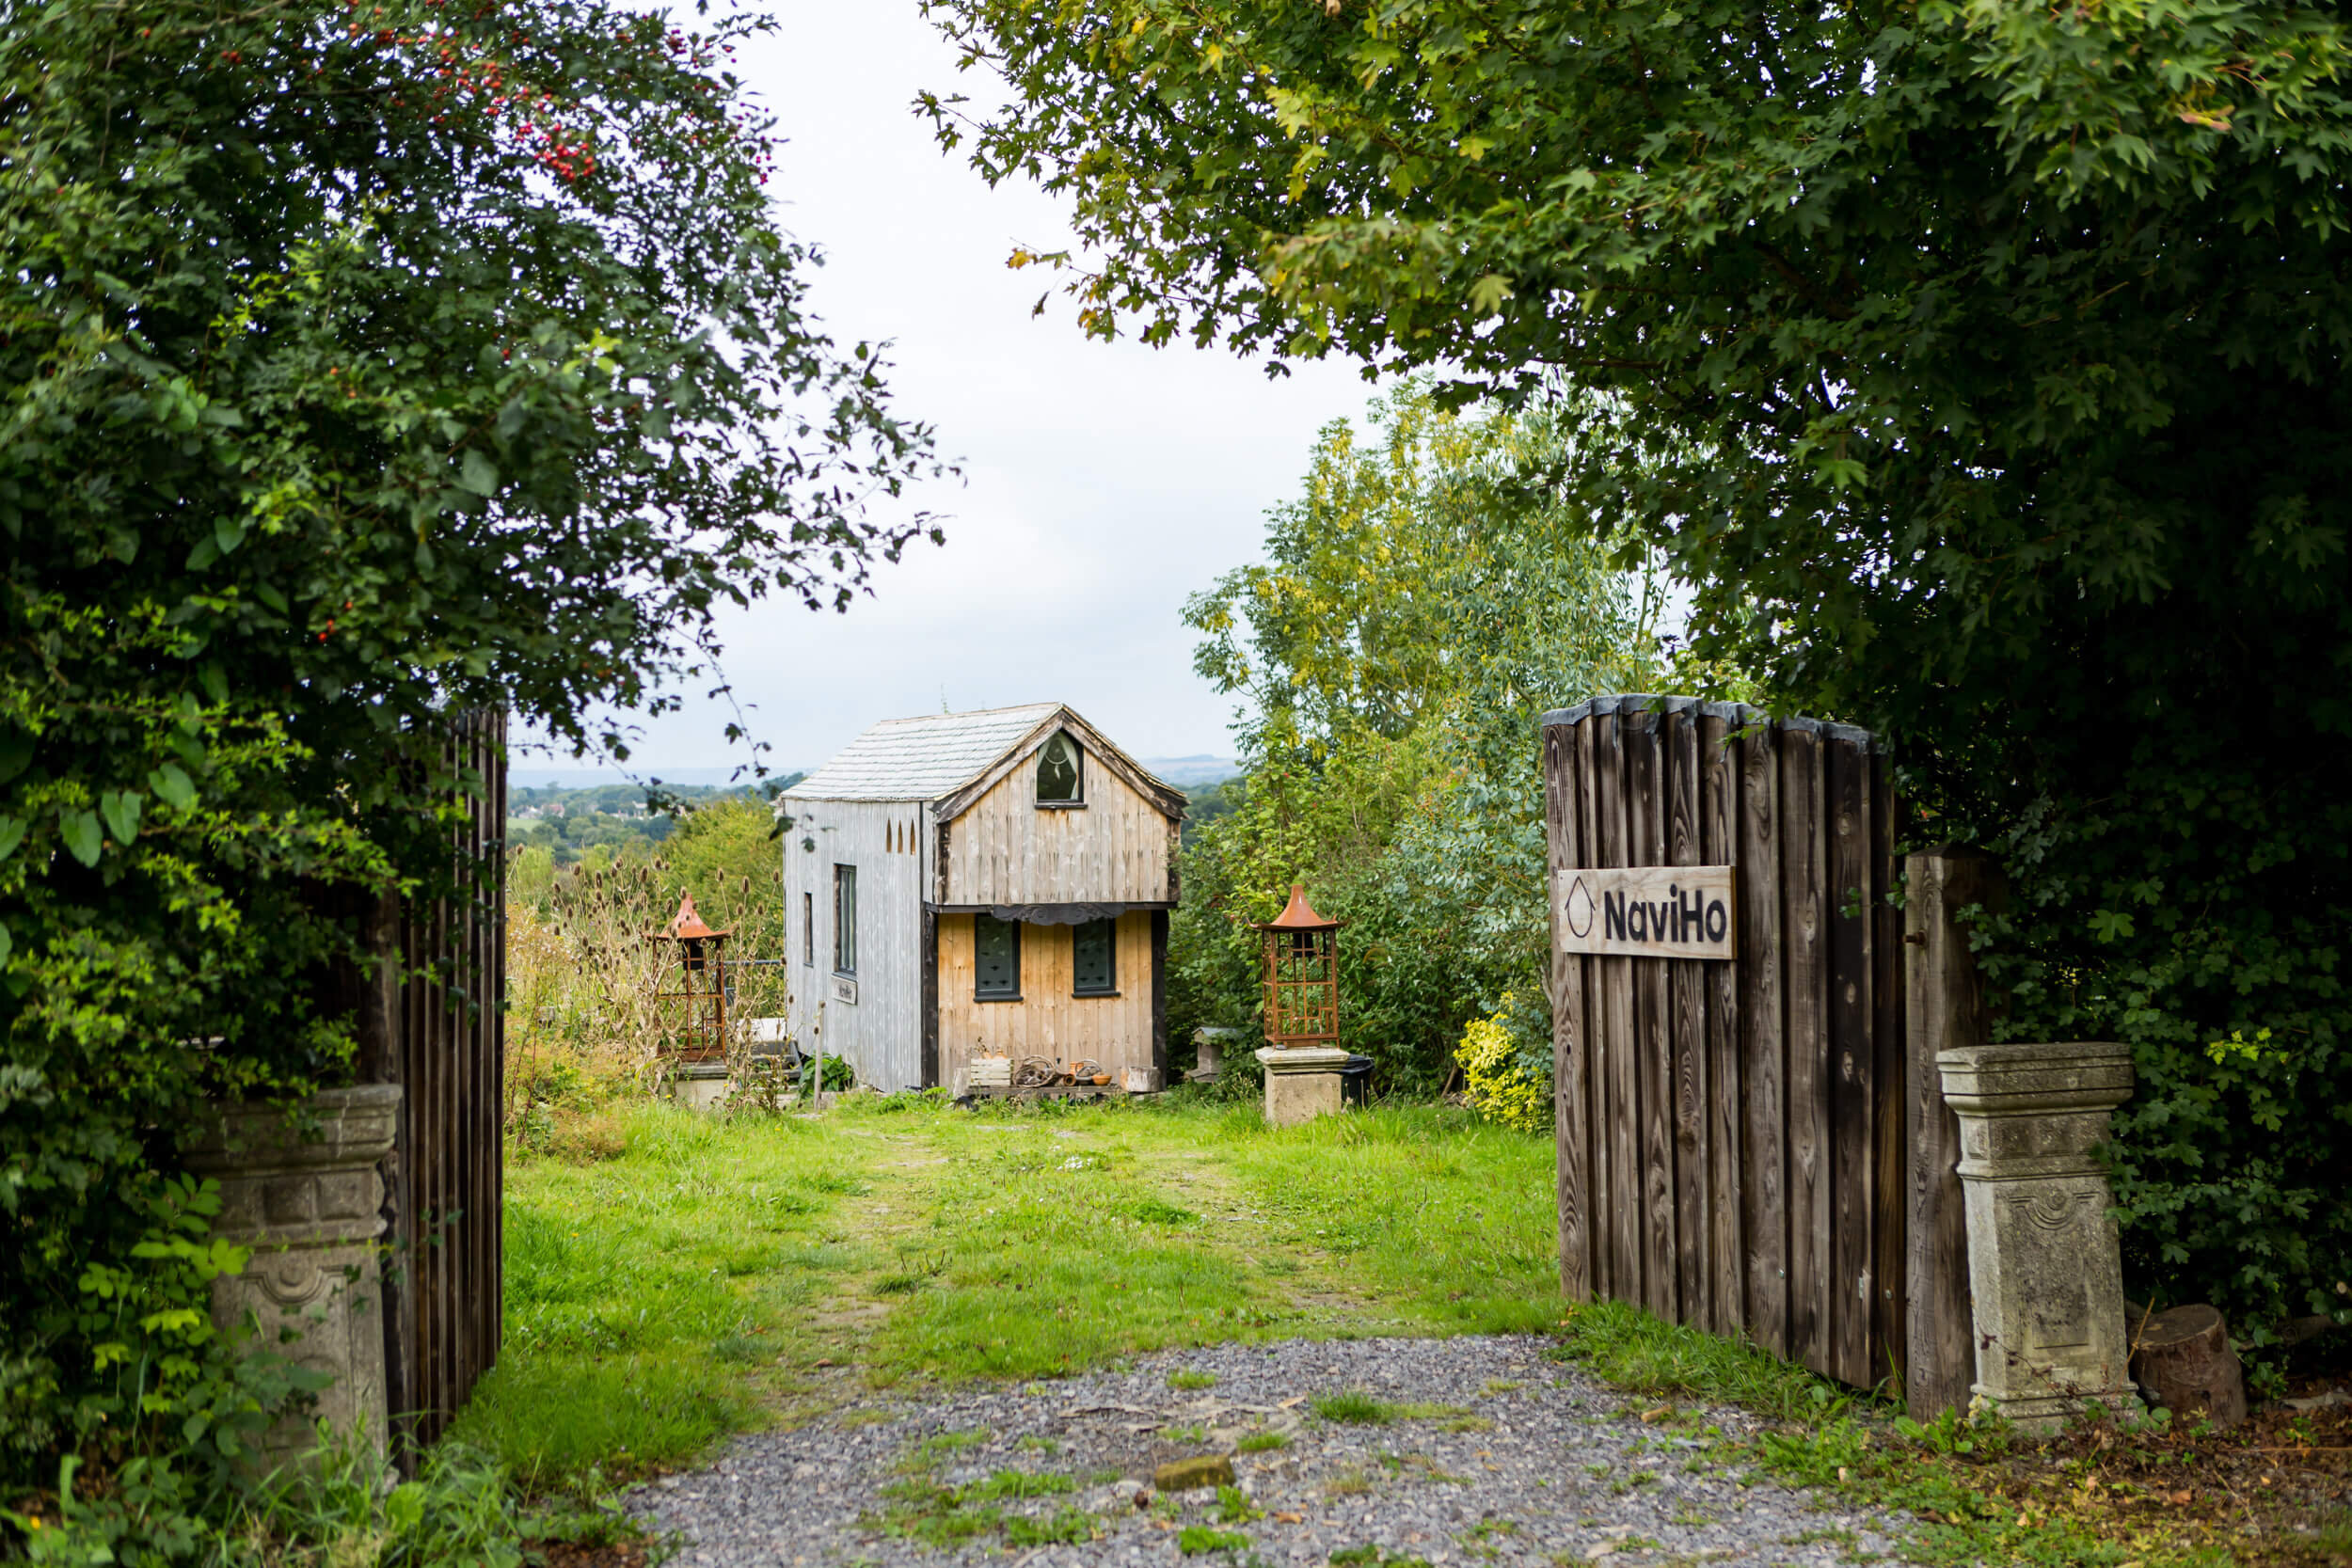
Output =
[
  {"x1": 181, "y1": 1085, "x2": 402, "y2": 1472},
  {"x1": 1937, "y1": 1042, "x2": 2138, "y2": 1433},
  {"x1": 665, "y1": 1061, "x2": 730, "y2": 1111},
  {"x1": 1257, "y1": 1047, "x2": 1349, "y2": 1127}
]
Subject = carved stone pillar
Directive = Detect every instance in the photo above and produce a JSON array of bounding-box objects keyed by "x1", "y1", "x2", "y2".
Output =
[
  {"x1": 1936, "y1": 1042, "x2": 2139, "y2": 1433},
  {"x1": 181, "y1": 1084, "x2": 402, "y2": 1471}
]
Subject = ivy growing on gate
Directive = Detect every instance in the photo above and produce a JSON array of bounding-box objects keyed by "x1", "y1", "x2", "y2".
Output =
[{"x1": 0, "y1": 0, "x2": 938, "y2": 1545}]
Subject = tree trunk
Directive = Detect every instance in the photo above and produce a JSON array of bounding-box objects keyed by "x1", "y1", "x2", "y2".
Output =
[{"x1": 2131, "y1": 1304, "x2": 2248, "y2": 1428}]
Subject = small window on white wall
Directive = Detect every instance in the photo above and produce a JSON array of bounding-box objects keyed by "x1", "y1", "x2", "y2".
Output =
[
  {"x1": 833, "y1": 864, "x2": 857, "y2": 975},
  {"x1": 803, "y1": 892, "x2": 814, "y2": 966}
]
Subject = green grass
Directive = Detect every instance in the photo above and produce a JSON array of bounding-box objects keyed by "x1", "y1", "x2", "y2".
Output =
[
  {"x1": 1311, "y1": 1390, "x2": 1396, "y2": 1424},
  {"x1": 477, "y1": 1093, "x2": 2221, "y2": 1568},
  {"x1": 474, "y1": 1096, "x2": 1558, "y2": 1494},
  {"x1": 1176, "y1": 1525, "x2": 1251, "y2": 1555},
  {"x1": 450, "y1": 1104, "x2": 886, "y2": 1493},
  {"x1": 393, "y1": 1069, "x2": 2294, "y2": 1568},
  {"x1": 1329, "y1": 1548, "x2": 1433, "y2": 1568}
]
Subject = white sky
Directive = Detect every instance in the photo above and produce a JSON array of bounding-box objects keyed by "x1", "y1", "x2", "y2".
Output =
[{"x1": 533, "y1": 3, "x2": 1383, "y2": 778}]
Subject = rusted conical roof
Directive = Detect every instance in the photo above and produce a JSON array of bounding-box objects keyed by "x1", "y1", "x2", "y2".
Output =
[
  {"x1": 656, "y1": 894, "x2": 732, "y2": 942},
  {"x1": 1263, "y1": 883, "x2": 1338, "y2": 930}
]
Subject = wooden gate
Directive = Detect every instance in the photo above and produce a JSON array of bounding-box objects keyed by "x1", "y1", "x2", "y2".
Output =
[
  {"x1": 381, "y1": 711, "x2": 506, "y2": 1450},
  {"x1": 1543, "y1": 696, "x2": 1919, "y2": 1391}
]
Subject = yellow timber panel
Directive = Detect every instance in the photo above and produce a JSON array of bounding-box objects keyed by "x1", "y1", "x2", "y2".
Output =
[{"x1": 936, "y1": 912, "x2": 1154, "y2": 1091}]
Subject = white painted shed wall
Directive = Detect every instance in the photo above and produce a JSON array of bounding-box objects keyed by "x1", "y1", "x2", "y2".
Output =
[{"x1": 781, "y1": 796, "x2": 932, "y2": 1090}]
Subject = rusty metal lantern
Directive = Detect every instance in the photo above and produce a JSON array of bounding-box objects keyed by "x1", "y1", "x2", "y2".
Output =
[
  {"x1": 649, "y1": 894, "x2": 734, "y2": 1064},
  {"x1": 1259, "y1": 884, "x2": 1341, "y2": 1050}
]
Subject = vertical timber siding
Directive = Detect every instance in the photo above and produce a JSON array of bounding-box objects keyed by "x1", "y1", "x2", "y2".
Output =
[
  {"x1": 382, "y1": 709, "x2": 504, "y2": 1452},
  {"x1": 941, "y1": 765, "x2": 1175, "y2": 908},
  {"x1": 934, "y1": 911, "x2": 1157, "y2": 1090},
  {"x1": 1544, "y1": 696, "x2": 1939, "y2": 1389}
]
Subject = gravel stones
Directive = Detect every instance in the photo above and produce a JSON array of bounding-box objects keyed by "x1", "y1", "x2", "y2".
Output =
[{"x1": 629, "y1": 1335, "x2": 1901, "y2": 1566}]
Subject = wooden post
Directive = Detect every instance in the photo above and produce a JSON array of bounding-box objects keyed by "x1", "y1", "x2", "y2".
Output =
[
  {"x1": 1548, "y1": 723, "x2": 1595, "y2": 1302},
  {"x1": 1902, "y1": 847, "x2": 1999, "y2": 1420}
]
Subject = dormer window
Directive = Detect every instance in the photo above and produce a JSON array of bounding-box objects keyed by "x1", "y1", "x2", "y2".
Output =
[{"x1": 1035, "y1": 732, "x2": 1083, "y2": 806}]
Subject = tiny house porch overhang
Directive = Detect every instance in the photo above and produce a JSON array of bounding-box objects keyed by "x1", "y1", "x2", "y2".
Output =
[{"x1": 927, "y1": 900, "x2": 1176, "y2": 924}]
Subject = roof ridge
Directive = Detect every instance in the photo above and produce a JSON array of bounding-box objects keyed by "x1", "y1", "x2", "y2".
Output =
[{"x1": 866, "y1": 701, "x2": 1061, "y2": 728}]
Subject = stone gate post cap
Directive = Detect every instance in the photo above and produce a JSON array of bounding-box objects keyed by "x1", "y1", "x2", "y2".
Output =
[
  {"x1": 180, "y1": 1083, "x2": 404, "y2": 1171},
  {"x1": 1935, "y1": 1041, "x2": 2133, "y2": 1113}
]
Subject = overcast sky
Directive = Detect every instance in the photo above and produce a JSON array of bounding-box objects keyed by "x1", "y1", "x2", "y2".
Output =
[{"x1": 525, "y1": 4, "x2": 1386, "y2": 779}]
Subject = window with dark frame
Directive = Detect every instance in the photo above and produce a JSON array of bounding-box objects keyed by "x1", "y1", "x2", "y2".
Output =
[
  {"x1": 1071, "y1": 917, "x2": 1117, "y2": 996},
  {"x1": 975, "y1": 913, "x2": 1021, "y2": 1000},
  {"x1": 832, "y1": 864, "x2": 857, "y2": 975},
  {"x1": 1034, "y1": 732, "x2": 1082, "y2": 804},
  {"x1": 803, "y1": 892, "x2": 814, "y2": 966}
]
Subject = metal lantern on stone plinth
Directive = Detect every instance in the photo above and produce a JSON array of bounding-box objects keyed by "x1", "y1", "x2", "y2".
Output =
[
  {"x1": 1255, "y1": 884, "x2": 1349, "y2": 1125},
  {"x1": 650, "y1": 895, "x2": 734, "y2": 1085},
  {"x1": 1261, "y1": 884, "x2": 1340, "y2": 1048}
]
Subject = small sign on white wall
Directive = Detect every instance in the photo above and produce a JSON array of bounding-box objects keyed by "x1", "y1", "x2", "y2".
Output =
[
  {"x1": 830, "y1": 974, "x2": 859, "y2": 1006},
  {"x1": 1553, "y1": 866, "x2": 1737, "y2": 960}
]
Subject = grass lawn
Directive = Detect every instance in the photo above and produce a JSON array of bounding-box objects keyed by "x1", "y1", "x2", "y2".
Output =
[
  {"x1": 451, "y1": 1092, "x2": 1559, "y2": 1494},
  {"x1": 453, "y1": 1091, "x2": 2319, "y2": 1568}
]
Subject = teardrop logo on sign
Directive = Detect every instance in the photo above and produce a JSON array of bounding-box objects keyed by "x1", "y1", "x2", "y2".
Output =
[{"x1": 1564, "y1": 875, "x2": 1597, "y2": 940}]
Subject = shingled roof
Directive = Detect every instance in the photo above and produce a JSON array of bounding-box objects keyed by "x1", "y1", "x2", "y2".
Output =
[{"x1": 786, "y1": 704, "x2": 1182, "y2": 816}]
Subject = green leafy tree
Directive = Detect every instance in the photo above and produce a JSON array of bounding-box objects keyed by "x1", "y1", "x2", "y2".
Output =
[
  {"x1": 1, "y1": 0, "x2": 936, "y2": 1535},
  {"x1": 925, "y1": 0, "x2": 2352, "y2": 1325},
  {"x1": 1171, "y1": 385, "x2": 1653, "y2": 1092}
]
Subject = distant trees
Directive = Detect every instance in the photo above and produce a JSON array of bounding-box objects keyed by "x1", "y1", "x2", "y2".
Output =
[{"x1": 507, "y1": 778, "x2": 804, "y2": 871}]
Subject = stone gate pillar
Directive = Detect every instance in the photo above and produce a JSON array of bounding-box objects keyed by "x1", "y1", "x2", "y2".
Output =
[
  {"x1": 1936, "y1": 1042, "x2": 2139, "y2": 1433},
  {"x1": 181, "y1": 1084, "x2": 403, "y2": 1472}
]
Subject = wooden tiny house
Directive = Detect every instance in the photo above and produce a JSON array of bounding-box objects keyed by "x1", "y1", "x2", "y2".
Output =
[{"x1": 781, "y1": 704, "x2": 1184, "y2": 1092}]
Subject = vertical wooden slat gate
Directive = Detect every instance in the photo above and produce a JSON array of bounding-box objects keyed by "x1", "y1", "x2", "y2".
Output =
[
  {"x1": 1546, "y1": 695, "x2": 1926, "y2": 1391},
  {"x1": 380, "y1": 710, "x2": 506, "y2": 1450}
]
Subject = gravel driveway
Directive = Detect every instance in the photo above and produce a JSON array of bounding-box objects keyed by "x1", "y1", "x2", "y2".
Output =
[{"x1": 630, "y1": 1335, "x2": 1901, "y2": 1566}]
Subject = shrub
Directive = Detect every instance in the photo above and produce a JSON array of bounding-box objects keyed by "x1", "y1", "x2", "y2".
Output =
[{"x1": 1457, "y1": 993, "x2": 1551, "y2": 1133}]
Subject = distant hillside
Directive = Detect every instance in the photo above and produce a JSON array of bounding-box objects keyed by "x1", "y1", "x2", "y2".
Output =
[
  {"x1": 509, "y1": 765, "x2": 797, "y2": 790},
  {"x1": 506, "y1": 774, "x2": 803, "y2": 866},
  {"x1": 1138, "y1": 754, "x2": 1239, "y2": 786}
]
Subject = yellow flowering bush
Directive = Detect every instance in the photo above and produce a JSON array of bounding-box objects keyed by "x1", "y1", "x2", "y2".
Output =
[{"x1": 1458, "y1": 998, "x2": 1549, "y2": 1132}]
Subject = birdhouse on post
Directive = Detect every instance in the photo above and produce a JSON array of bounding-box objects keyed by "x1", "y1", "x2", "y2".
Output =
[
  {"x1": 1255, "y1": 884, "x2": 1348, "y2": 1126},
  {"x1": 650, "y1": 894, "x2": 734, "y2": 1072}
]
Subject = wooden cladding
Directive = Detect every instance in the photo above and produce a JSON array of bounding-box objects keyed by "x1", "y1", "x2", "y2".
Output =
[
  {"x1": 1545, "y1": 696, "x2": 1916, "y2": 1390},
  {"x1": 939, "y1": 763, "x2": 1176, "y2": 909},
  {"x1": 936, "y1": 911, "x2": 1156, "y2": 1087},
  {"x1": 382, "y1": 710, "x2": 505, "y2": 1453}
]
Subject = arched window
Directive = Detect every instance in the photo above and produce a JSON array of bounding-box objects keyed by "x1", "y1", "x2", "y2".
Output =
[{"x1": 1035, "y1": 732, "x2": 1082, "y2": 804}]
